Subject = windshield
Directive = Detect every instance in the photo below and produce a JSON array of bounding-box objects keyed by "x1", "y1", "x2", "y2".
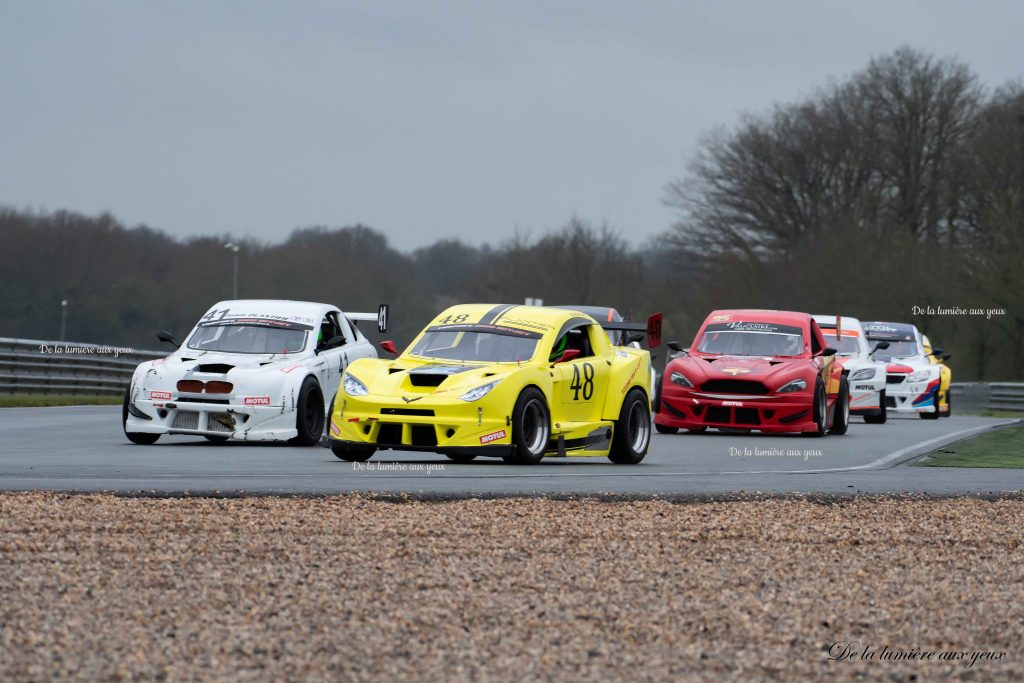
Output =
[
  {"x1": 873, "y1": 340, "x2": 921, "y2": 361},
  {"x1": 697, "y1": 322, "x2": 805, "y2": 357},
  {"x1": 187, "y1": 322, "x2": 309, "y2": 354},
  {"x1": 823, "y1": 333, "x2": 861, "y2": 356},
  {"x1": 409, "y1": 325, "x2": 540, "y2": 363}
]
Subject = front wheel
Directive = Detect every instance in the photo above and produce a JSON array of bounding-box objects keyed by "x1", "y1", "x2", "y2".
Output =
[
  {"x1": 122, "y1": 389, "x2": 159, "y2": 445},
  {"x1": 608, "y1": 388, "x2": 651, "y2": 464},
  {"x1": 507, "y1": 388, "x2": 550, "y2": 465},
  {"x1": 331, "y1": 442, "x2": 376, "y2": 462},
  {"x1": 864, "y1": 390, "x2": 887, "y2": 424},
  {"x1": 289, "y1": 377, "x2": 325, "y2": 446},
  {"x1": 803, "y1": 377, "x2": 827, "y2": 437},
  {"x1": 941, "y1": 387, "x2": 952, "y2": 417},
  {"x1": 655, "y1": 423, "x2": 679, "y2": 435},
  {"x1": 445, "y1": 452, "x2": 478, "y2": 463},
  {"x1": 829, "y1": 375, "x2": 850, "y2": 435}
]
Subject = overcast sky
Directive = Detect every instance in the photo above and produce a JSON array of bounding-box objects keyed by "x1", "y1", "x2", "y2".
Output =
[{"x1": 2, "y1": 1, "x2": 1022, "y2": 249}]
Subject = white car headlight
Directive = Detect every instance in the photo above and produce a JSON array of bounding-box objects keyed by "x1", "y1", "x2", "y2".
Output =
[
  {"x1": 907, "y1": 370, "x2": 931, "y2": 383},
  {"x1": 343, "y1": 373, "x2": 369, "y2": 396},
  {"x1": 778, "y1": 378, "x2": 807, "y2": 393},
  {"x1": 850, "y1": 368, "x2": 876, "y2": 381},
  {"x1": 459, "y1": 379, "x2": 501, "y2": 402},
  {"x1": 669, "y1": 371, "x2": 693, "y2": 387}
]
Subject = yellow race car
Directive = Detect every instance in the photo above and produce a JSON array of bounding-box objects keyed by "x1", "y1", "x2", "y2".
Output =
[
  {"x1": 922, "y1": 334, "x2": 953, "y2": 417},
  {"x1": 328, "y1": 304, "x2": 661, "y2": 464}
]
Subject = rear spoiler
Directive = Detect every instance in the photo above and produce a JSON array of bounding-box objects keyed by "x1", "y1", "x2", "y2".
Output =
[
  {"x1": 348, "y1": 304, "x2": 389, "y2": 334},
  {"x1": 599, "y1": 312, "x2": 662, "y2": 349}
]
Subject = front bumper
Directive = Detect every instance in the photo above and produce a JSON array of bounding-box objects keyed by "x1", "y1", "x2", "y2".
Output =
[
  {"x1": 331, "y1": 393, "x2": 514, "y2": 454},
  {"x1": 124, "y1": 398, "x2": 298, "y2": 441},
  {"x1": 655, "y1": 389, "x2": 818, "y2": 433},
  {"x1": 884, "y1": 378, "x2": 940, "y2": 413}
]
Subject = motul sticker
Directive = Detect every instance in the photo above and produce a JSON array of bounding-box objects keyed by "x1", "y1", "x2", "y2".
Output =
[
  {"x1": 244, "y1": 396, "x2": 271, "y2": 405},
  {"x1": 722, "y1": 400, "x2": 744, "y2": 407},
  {"x1": 149, "y1": 391, "x2": 172, "y2": 400},
  {"x1": 479, "y1": 429, "x2": 507, "y2": 444}
]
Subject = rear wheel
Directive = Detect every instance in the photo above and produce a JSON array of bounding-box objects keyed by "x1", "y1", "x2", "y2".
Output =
[
  {"x1": 655, "y1": 423, "x2": 679, "y2": 435},
  {"x1": 507, "y1": 388, "x2": 549, "y2": 465},
  {"x1": 864, "y1": 390, "x2": 887, "y2": 424},
  {"x1": 204, "y1": 435, "x2": 229, "y2": 443},
  {"x1": 609, "y1": 388, "x2": 651, "y2": 464},
  {"x1": 289, "y1": 377, "x2": 324, "y2": 446},
  {"x1": 941, "y1": 387, "x2": 952, "y2": 417},
  {"x1": 122, "y1": 389, "x2": 159, "y2": 445},
  {"x1": 829, "y1": 375, "x2": 850, "y2": 435}
]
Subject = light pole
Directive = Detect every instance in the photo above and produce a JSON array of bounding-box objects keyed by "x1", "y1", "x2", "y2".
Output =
[
  {"x1": 224, "y1": 242, "x2": 240, "y2": 298},
  {"x1": 60, "y1": 299, "x2": 68, "y2": 341}
]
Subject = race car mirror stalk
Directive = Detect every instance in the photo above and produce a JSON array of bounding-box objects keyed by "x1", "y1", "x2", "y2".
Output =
[
  {"x1": 869, "y1": 341, "x2": 891, "y2": 355},
  {"x1": 156, "y1": 330, "x2": 179, "y2": 349}
]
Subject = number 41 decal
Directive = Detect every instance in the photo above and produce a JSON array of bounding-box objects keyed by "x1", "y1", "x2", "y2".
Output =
[{"x1": 570, "y1": 362, "x2": 595, "y2": 401}]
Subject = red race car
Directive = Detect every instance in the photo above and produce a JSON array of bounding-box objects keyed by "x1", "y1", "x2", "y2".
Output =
[{"x1": 654, "y1": 310, "x2": 848, "y2": 436}]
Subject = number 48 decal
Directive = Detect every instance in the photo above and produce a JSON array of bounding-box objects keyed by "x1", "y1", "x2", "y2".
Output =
[{"x1": 570, "y1": 362, "x2": 595, "y2": 401}]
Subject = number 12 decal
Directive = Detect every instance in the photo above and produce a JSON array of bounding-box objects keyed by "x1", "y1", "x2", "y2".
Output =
[{"x1": 570, "y1": 362, "x2": 595, "y2": 401}]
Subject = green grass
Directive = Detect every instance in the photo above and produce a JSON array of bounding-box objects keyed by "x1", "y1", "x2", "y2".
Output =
[
  {"x1": 0, "y1": 394, "x2": 122, "y2": 408},
  {"x1": 916, "y1": 426, "x2": 1024, "y2": 468}
]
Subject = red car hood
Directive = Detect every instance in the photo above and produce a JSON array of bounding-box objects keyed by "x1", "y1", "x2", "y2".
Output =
[{"x1": 683, "y1": 355, "x2": 813, "y2": 384}]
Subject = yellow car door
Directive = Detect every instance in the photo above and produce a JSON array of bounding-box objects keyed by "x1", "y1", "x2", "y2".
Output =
[{"x1": 550, "y1": 324, "x2": 610, "y2": 426}]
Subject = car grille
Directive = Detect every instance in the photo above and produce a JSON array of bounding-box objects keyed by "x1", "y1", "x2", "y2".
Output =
[
  {"x1": 377, "y1": 423, "x2": 402, "y2": 445},
  {"x1": 172, "y1": 411, "x2": 200, "y2": 430},
  {"x1": 700, "y1": 380, "x2": 769, "y2": 395},
  {"x1": 886, "y1": 375, "x2": 906, "y2": 384},
  {"x1": 410, "y1": 425, "x2": 437, "y2": 447},
  {"x1": 381, "y1": 408, "x2": 435, "y2": 416},
  {"x1": 207, "y1": 414, "x2": 233, "y2": 432}
]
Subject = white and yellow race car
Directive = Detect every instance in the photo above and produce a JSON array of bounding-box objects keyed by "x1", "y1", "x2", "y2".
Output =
[{"x1": 328, "y1": 304, "x2": 661, "y2": 464}]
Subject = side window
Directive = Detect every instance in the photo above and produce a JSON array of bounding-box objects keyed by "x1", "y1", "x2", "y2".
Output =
[
  {"x1": 327, "y1": 312, "x2": 348, "y2": 344},
  {"x1": 318, "y1": 313, "x2": 347, "y2": 350}
]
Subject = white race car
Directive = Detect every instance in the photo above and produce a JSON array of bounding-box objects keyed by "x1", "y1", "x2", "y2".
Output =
[
  {"x1": 862, "y1": 321, "x2": 942, "y2": 418},
  {"x1": 123, "y1": 300, "x2": 388, "y2": 445},
  {"x1": 813, "y1": 315, "x2": 889, "y2": 423}
]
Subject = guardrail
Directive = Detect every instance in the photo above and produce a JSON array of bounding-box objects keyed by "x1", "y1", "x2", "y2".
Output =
[
  {"x1": 951, "y1": 382, "x2": 1024, "y2": 413},
  {"x1": 0, "y1": 337, "x2": 164, "y2": 395}
]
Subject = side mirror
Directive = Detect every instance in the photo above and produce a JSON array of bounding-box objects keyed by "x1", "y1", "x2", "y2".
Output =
[
  {"x1": 870, "y1": 341, "x2": 890, "y2": 354},
  {"x1": 819, "y1": 347, "x2": 837, "y2": 357},
  {"x1": 942, "y1": 353, "x2": 951, "y2": 362},
  {"x1": 929, "y1": 348, "x2": 944, "y2": 356},
  {"x1": 554, "y1": 348, "x2": 582, "y2": 364},
  {"x1": 157, "y1": 331, "x2": 179, "y2": 349},
  {"x1": 625, "y1": 332, "x2": 644, "y2": 346},
  {"x1": 667, "y1": 341, "x2": 684, "y2": 352},
  {"x1": 379, "y1": 340, "x2": 398, "y2": 357}
]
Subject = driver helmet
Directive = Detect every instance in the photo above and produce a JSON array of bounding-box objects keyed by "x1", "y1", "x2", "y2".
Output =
[{"x1": 549, "y1": 334, "x2": 568, "y2": 362}]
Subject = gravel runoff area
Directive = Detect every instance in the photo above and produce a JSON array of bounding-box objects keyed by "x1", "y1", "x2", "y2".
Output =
[{"x1": 1, "y1": 494, "x2": 1022, "y2": 682}]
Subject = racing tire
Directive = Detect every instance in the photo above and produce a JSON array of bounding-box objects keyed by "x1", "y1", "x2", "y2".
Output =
[
  {"x1": 204, "y1": 435, "x2": 229, "y2": 443},
  {"x1": 685, "y1": 427, "x2": 708, "y2": 434},
  {"x1": 445, "y1": 453, "x2": 478, "y2": 463},
  {"x1": 941, "y1": 388, "x2": 952, "y2": 417},
  {"x1": 920, "y1": 387, "x2": 941, "y2": 420},
  {"x1": 652, "y1": 374, "x2": 663, "y2": 414},
  {"x1": 803, "y1": 377, "x2": 827, "y2": 438},
  {"x1": 655, "y1": 423, "x2": 679, "y2": 435},
  {"x1": 507, "y1": 388, "x2": 550, "y2": 465},
  {"x1": 829, "y1": 375, "x2": 850, "y2": 435},
  {"x1": 289, "y1": 376, "x2": 325, "y2": 446},
  {"x1": 609, "y1": 388, "x2": 651, "y2": 464},
  {"x1": 331, "y1": 442, "x2": 376, "y2": 462},
  {"x1": 122, "y1": 389, "x2": 159, "y2": 445},
  {"x1": 864, "y1": 390, "x2": 887, "y2": 424}
]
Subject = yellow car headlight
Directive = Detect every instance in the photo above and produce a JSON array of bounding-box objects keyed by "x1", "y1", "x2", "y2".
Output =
[{"x1": 459, "y1": 379, "x2": 502, "y2": 402}]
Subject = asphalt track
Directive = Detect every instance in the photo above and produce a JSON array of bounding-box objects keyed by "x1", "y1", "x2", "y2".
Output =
[{"x1": 0, "y1": 406, "x2": 1020, "y2": 496}]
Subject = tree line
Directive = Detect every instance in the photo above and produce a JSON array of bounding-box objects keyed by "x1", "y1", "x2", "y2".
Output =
[{"x1": 1, "y1": 48, "x2": 1021, "y2": 379}]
